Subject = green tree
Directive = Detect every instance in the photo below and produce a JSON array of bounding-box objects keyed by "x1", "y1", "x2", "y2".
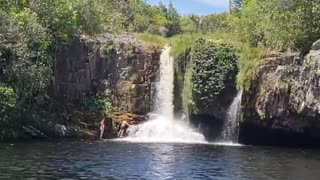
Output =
[
  {"x1": 180, "y1": 16, "x2": 197, "y2": 33},
  {"x1": 237, "y1": 0, "x2": 320, "y2": 53},
  {"x1": 189, "y1": 14, "x2": 202, "y2": 33},
  {"x1": 166, "y1": 1, "x2": 181, "y2": 36},
  {"x1": 201, "y1": 13, "x2": 232, "y2": 33},
  {"x1": 0, "y1": 84, "x2": 18, "y2": 140},
  {"x1": 74, "y1": 0, "x2": 104, "y2": 35},
  {"x1": 294, "y1": 0, "x2": 320, "y2": 54},
  {"x1": 30, "y1": 0, "x2": 78, "y2": 44}
]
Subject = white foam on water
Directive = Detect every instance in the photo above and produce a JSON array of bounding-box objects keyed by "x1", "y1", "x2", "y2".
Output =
[
  {"x1": 120, "y1": 115, "x2": 206, "y2": 144},
  {"x1": 211, "y1": 142, "x2": 244, "y2": 147}
]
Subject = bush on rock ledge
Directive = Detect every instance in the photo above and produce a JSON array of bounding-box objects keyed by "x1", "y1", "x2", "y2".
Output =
[{"x1": 183, "y1": 38, "x2": 239, "y2": 119}]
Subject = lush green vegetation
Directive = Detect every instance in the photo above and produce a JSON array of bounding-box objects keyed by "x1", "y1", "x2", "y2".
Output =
[
  {"x1": 191, "y1": 39, "x2": 238, "y2": 111},
  {"x1": 172, "y1": 0, "x2": 320, "y2": 92},
  {"x1": 0, "y1": 0, "x2": 181, "y2": 140},
  {"x1": 171, "y1": 0, "x2": 320, "y2": 117},
  {"x1": 237, "y1": 0, "x2": 320, "y2": 54},
  {"x1": 138, "y1": 33, "x2": 166, "y2": 47},
  {"x1": 0, "y1": 84, "x2": 18, "y2": 139},
  {"x1": 1, "y1": 0, "x2": 320, "y2": 139},
  {"x1": 81, "y1": 92, "x2": 113, "y2": 121},
  {"x1": 180, "y1": 39, "x2": 238, "y2": 115}
]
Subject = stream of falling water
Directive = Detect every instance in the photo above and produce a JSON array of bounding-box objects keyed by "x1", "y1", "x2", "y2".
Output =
[
  {"x1": 219, "y1": 91, "x2": 243, "y2": 145},
  {"x1": 120, "y1": 47, "x2": 206, "y2": 143}
]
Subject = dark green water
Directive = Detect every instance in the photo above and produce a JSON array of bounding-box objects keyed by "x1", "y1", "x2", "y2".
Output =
[{"x1": 1, "y1": 140, "x2": 320, "y2": 179}]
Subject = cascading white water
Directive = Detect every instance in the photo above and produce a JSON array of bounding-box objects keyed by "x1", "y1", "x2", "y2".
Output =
[
  {"x1": 121, "y1": 46, "x2": 206, "y2": 143},
  {"x1": 220, "y1": 91, "x2": 243, "y2": 143},
  {"x1": 155, "y1": 47, "x2": 174, "y2": 119}
]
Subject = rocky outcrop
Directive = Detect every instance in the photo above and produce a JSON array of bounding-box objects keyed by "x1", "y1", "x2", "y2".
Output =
[
  {"x1": 19, "y1": 112, "x2": 98, "y2": 140},
  {"x1": 17, "y1": 33, "x2": 162, "y2": 140},
  {"x1": 111, "y1": 112, "x2": 147, "y2": 125},
  {"x1": 240, "y1": 41, "x2": 320, "y2": 147},
  {"x1": 54, "y1": 33, "x2": 161, "y2": 114}
]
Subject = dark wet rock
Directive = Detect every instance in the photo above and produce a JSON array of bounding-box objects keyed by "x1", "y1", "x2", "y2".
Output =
[
  {"x1": 70, "y1": 110, "x2": 85, "y2": 122},
  {"x1": 190, "y1": 114, "x2": 224, "y2": 141},
  {"x1": 54, "y1": 124, "x2": 67, "y2": 137},
  {"x1": 22, "y1": 126, "x2": 48, "y2": 138}
]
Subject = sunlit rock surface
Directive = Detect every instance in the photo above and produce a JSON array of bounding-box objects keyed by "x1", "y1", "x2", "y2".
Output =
[
  {"x1": 240, "y1": 40, "x2": 320, "y2": 147},
  {"x1": 20, "y1": 34, "x2": 161, "y2": 139},
  {"x1": 54, "y1": 33, "x2": 161, "y2": 115}
]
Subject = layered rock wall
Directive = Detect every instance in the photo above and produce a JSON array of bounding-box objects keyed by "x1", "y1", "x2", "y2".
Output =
[
  {"x1": 240, "y1": 41, "x2": 320, "y2": 146},
  {"x1": 19, "y1": 34, "x2": 161, "y2": 140},
  {"x1": 54, "y1": 34, "x2": 161, "y2": 115}
]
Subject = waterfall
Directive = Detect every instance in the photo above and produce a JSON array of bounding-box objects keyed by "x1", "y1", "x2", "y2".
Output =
[
  {"x1": 155, "y1": 47, "x2": 174, "y2": 119},
  {"x1": 120, "y1": 46, "x2": 206, "y2": 143},
  {"x1": 220, "y1": 91, "x2": 243, "y2": 143}
]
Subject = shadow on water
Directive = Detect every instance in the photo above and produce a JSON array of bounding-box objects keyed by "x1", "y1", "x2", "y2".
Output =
[
  {"x1": 239, "y1": 122, "x2": 320, "y2": 148},
  {"x1": 190, "y1": 114, "x2": 224, "y2": 141}
]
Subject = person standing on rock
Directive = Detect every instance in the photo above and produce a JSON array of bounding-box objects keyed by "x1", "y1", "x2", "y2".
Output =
[
  {"x1": 99, "y1": 118, "x2": 105, "y2": 139},
  {"x1": 143, "y1": 60, "x2": 148, "y2": 82},
  {"x1": 118, "y1": 121, "x2": 130, "y2": 137},
  {"x1": 138, "y1": 61, "x2": 148, "y2": 83}
]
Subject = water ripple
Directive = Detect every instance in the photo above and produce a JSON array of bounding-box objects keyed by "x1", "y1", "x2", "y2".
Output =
[{"x1": 1, "y1": 141, "x2": 320, "y2": 179}]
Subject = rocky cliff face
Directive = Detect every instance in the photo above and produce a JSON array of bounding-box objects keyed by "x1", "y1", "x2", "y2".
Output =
[
  {"x1": 240, "y1": 40, "x2": 320, "y2": 147},
  {"x1": 54, "y1": 33, "x2": 160, "y2": 115},
  {"x1": 17, "y1": 33, "x2": 162, "y2": 140}
]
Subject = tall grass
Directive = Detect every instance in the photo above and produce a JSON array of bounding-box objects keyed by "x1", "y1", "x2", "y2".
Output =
[
  {"x1": 236, "y1": 45, "x2": 267, "y2": 91},
  {"x1": 169, "y1": 33, "x2": 203, "y2": 59},
  {"x1": 138, "y1": 33, "x2": 167, "y2": 47},
  {"x1": 206, "y1": 31, "x2": 240, "y2": 45}
]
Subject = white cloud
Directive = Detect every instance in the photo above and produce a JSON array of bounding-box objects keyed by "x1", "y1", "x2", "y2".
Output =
[{"x1": 191, "y1": 0, "x2": 229, "y2": 8}]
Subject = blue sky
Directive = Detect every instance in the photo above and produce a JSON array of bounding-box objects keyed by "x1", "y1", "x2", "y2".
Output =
[{"x1": 146, "y1": 0, "x2": 229, "y2": 15}]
